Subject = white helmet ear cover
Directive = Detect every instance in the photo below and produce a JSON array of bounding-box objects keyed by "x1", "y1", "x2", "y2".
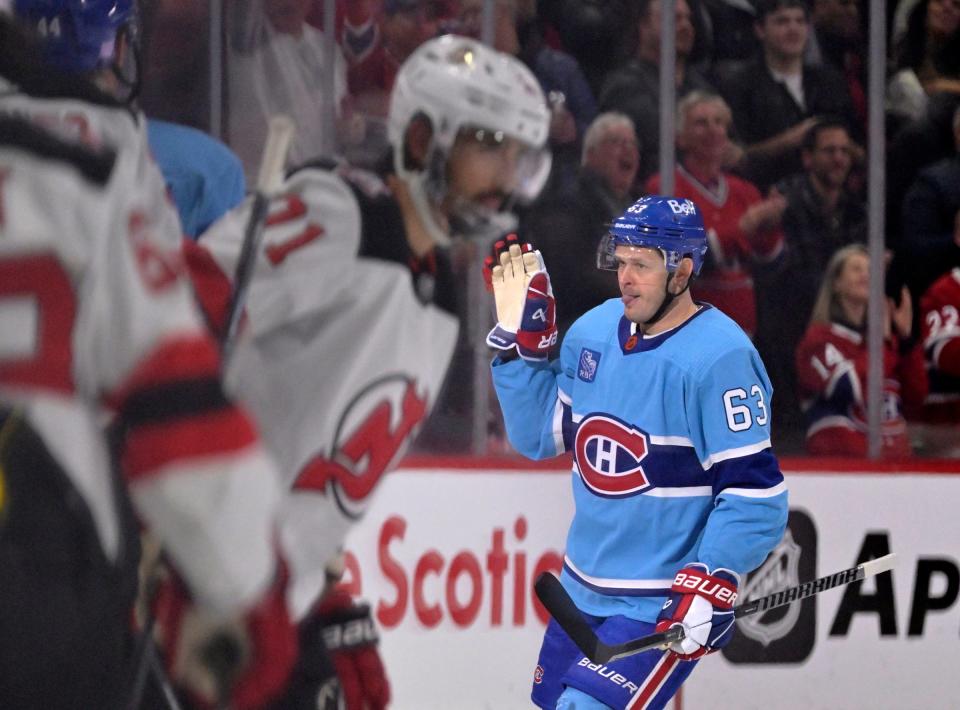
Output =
[
  {"x1": 405, "y1": 165, "x2": 453, "y2": 248},
  {"x1": 390, "y1": 121, "x2": 453, "y2": 247}
]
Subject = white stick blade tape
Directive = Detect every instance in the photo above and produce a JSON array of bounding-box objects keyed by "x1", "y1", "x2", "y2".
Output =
[
  {"x1": 860, "y1": 553, "x2": 897, "y2": 578},
  {"x1": 257, "y1": 115, "x2": 296, "y2": 194}
]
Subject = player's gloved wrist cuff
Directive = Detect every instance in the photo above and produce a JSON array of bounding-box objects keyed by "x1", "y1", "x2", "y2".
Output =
[
  {"x1": 515, "y1": 325, "x2": 558, "y2": 362},
  {"x1": 671, "y1": 564, "x2": 739, "y2": 609},
  {"x1": 318, "y1": 595, "x2": 380, "y2": 652},
  {"x1": 486, "y1": 324, "x2": 518, "y2": 351}
]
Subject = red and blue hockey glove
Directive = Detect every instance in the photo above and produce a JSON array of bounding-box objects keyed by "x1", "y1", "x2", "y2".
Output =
[
  {"x1": 485, "y1": 234, "x2": 558, "y2": 361},
  {"x1": 655, "y1": 563, "x2": 739, "y2": 660},
  {"x1": 316, "y1": 589, "x2": 391, "y2": 710}
]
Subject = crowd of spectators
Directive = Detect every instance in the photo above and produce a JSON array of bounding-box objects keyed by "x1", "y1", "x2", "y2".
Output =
[{"x1": 137, "y1": 0, "x2": 960, "y2": 457}]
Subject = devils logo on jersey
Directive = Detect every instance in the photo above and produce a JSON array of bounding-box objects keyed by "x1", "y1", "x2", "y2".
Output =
[
  {"x1": 574, "y1": 414, "x2": 651, "y2": 496},
  {"x1": 294, "y1": 375, "x2": 427, "y2": 518}
]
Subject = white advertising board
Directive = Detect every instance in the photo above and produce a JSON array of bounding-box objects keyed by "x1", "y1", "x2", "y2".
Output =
[{"x1": 342, "y1": 461, "x2": 960, "y2": 709}]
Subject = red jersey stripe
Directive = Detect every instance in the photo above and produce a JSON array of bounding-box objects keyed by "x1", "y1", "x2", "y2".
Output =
[
  {"x1": 123, "y1": 406, "x2": 258, "y2": 480},
  {"x1": 183, "y1": 238, "x2": 235, "y2": 339},
  {"x1": 108, "y1": 334, "x2": 222, "y2": 411}
]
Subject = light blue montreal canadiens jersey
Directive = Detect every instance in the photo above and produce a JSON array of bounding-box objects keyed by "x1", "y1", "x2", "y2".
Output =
[{"x1": 492, "y1": 300, "x2": 788, "y2": 622}]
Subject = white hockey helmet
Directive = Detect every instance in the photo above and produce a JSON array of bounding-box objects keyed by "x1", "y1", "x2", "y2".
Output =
[{"x1": 388, "y1": 34, "x2": 551, "y2": 245}]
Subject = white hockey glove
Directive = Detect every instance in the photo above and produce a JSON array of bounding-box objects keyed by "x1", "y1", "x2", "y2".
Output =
[{"x1": 483, "y1": 234, "x2": 558, "y2": 361}]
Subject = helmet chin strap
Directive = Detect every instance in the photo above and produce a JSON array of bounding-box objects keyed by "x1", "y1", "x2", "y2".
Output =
[
  {"x1": 642, "y1": 272, "x2": 692, "y2": 328},
  {"x1": 405, "y1": 170, "x2": 452, "y2": 247}
]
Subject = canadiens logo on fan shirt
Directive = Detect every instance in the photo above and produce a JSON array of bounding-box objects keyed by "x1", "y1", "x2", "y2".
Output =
[{"x1": 578, "y1": 348, "x2": 601, "y2": 382}]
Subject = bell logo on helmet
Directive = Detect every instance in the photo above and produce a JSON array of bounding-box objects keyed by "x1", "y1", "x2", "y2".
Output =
[
  {"x1": 667, "y1": 199, "x2": 697, "y2": 216},
  {"x1": 598, "y1": 195, "x2": 709, "y2": 275}
]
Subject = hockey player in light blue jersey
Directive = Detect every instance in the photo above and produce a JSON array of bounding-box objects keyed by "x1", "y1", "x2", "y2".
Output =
[{"x1": 487, "y1": 196, "x2": 789, "y2": 710}]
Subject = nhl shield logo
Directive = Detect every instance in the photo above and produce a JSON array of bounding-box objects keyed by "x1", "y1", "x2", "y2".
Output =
[
  {"x1": 723, "y1": 510, "x2": 817, "y2": 664},
  {"x1": 739, "y1": 529, "x2": 802, "y2": 646},
  {"x1": 578, "y1": 348, "x2": 601, "y2": 382}
]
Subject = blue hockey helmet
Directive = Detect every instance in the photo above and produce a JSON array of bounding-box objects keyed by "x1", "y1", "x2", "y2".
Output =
[
  {"x1": 13, "y1": 0, "x2": 135, "y2": 74},
  {"x1": 597, "y1": 195, "x2": 708, "y2": 276}
]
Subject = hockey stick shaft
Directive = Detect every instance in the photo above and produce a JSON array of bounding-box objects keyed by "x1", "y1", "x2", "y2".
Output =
[
  {"x1": 220, "y1": 114, "x2": 295, "y2": 362},
  {"x1": 733, "y1": 552, "x2": 896, "y2": 619},
  {"x1": 536, "y1": 553, "x2": 897, "y2": 664}
]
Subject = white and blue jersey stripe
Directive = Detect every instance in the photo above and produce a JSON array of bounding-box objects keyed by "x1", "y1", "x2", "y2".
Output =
[{"x1": 492, "y1": 300, "x2": 788, "y2": 623}]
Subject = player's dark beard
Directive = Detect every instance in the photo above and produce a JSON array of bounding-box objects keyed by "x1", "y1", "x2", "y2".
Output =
[{"x1": 447, "y1": 190, "x2": 514, "y2": 239}]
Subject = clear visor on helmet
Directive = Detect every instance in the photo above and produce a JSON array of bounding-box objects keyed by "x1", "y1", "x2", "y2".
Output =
[
  {"x1": 512, "y1": 138, "x2": 552, "y2": 205},
  {"x1": 453, "y1": 125, "x2": 551, "y2": 204},
  {"x1": 428, "y1": 125, "x2": 551, "y2": 238},
  {"x1": 597, "y1": 233, "x2": 677, "y2": 271}
]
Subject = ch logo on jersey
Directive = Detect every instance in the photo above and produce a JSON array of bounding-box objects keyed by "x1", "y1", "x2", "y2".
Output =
[
  {"x1": 294, "y1": 375, "x2": 428, "y2": 519},
  {"x1": 578, "y1": 348, "x2": 601, "y2": 382},
  {"x1": 574, "y1": 414, "x2": 650, "y2": 496}
]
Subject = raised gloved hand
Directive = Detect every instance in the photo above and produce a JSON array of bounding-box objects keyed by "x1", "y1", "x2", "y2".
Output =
[
  {"x1": 314, "y1": 588, "x2": 390, "y2": 710},
  {"x1": 484, "y1": 234, "x2": 557, "y2": 361},
  {"x1": 152, "y1": 563, "x2": 298, "y2": 709},
  {"x1": 655, "y1": 563, "x2": 739, "y2": 660}
]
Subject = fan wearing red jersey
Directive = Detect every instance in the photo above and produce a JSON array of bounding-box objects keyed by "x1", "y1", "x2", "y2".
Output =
[
  {"x1": 645, "y1": 91, "x2": 785, "y2": 338},
  {"x1": 795, "y1": 245, "x2": 927, "y2": 457},
  {"x1": 917, "y1": 267, "x2": 960, "y2": 454}
]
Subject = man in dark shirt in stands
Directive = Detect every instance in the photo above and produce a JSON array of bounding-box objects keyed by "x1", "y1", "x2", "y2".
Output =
[
  {"x1": 754, "y1": 117, "x2": 865, "y2": 448},
  {"x1": 719, "y1": 0, "x2": 859, "y2": 191}
]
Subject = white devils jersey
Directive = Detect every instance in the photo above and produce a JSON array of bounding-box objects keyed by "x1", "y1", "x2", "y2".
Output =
[
  {"x1": 0, "y1": 75, "x2": 182, "y2": 254},
  {"x1": 193, "y1": 166, "x2": 460, "y2": 617},
  {"x1": 0, "y1": 116, "x2": 281, "y2": 615}
]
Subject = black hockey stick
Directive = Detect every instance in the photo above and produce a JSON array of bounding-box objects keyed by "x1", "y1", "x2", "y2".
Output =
[
  {"x1": 220, "y1": 114, "x2": 295, "y2": 362},
  {"x1": 535, "y1": 553, "x2": 897, "y2": 664}
]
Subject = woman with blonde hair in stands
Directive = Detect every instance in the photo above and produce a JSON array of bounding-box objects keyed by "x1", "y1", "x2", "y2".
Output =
[{"x1": 795, "y1": 245, "x2": 928, "y2": 457}]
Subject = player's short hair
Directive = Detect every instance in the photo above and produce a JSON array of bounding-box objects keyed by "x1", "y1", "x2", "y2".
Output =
[{"x1": 755, "y1": 0, "x2": 810, "y2": 23}]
